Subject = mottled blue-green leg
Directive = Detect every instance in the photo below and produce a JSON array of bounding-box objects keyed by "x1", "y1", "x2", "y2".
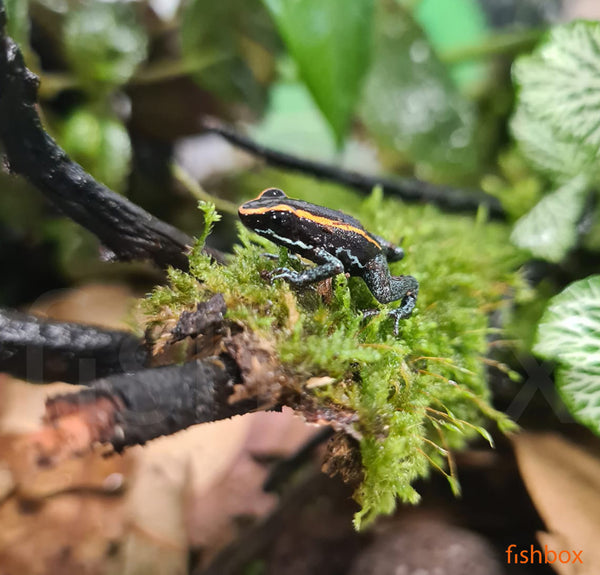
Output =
[
  {"x1": 270, "y1": 248, "x2": 344, "y2": 287},
  {"x1": 372, "y1": 234, "x2": 405, "y2": 262},
  {"x1": 262, "y1": 252, "x2": 301, "y2": 262},
  {"x1": 361, "y1": 254, "x2": 419, "y2": 335}
]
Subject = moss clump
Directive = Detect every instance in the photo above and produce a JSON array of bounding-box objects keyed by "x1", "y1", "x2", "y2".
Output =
[{"x1": 143, "y1": 176, "x2": 525, "y2": 529}]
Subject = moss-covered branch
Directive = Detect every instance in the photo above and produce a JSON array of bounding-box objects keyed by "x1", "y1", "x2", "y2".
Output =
[{"x1": 144, "y1": 189, "x2": 524, "y2": 527}]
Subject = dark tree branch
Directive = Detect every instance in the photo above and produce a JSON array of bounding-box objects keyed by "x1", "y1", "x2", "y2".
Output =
[
  {"x1": 12, "y1": 358, "x2": 255, "y2": 469},
  {"x1": 44, "y1": 359, "x2": 244, "y2": 452},
  {"x1": 0, "y1": 4, "x2": 194, "y2": 270},
  {"x1": 0, "y1": 308, "x2": 147, "y2": 384},
  {"x1": 203, "y1": 118, "x2": 506, "y2": 220}
]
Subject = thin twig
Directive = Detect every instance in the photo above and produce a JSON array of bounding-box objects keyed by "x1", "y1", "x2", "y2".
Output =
[
  {"x1": 202, "y1": 118, "x2": 506, "y2": 220},
  {"x1": 0, "y1": 5, "x2": 194, "y2": 270},
  {"x1": 0, "y1": 308, "x2": 148, "y2": 384},
  {"x1": 38, "y1": 53, "x2": 228, "y2": 99}
]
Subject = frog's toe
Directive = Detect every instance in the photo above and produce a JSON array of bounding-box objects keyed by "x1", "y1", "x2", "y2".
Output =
[{"x1": 388, "y1": 294, "x2": 417, "y2": 335}]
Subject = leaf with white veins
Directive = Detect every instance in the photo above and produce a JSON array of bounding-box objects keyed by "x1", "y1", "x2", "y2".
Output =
[
  {"x1": 535, "y1": 276, "x2": 600, "y2": 435},
  {"x1": 510, "y1": 175, "x2": 589, "y2": 263}
]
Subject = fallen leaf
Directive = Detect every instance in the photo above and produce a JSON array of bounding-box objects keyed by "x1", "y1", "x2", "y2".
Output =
[
  {"x1": 512, "y1": 432, "x2": 600, "y2": 574},
  {"x1": 29, "y1": 283, "x2": 138, "y2": 330}
]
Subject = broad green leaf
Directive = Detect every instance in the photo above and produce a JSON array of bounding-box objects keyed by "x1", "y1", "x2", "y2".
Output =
[
  {"x1": 511, "y1": 21, "x2": 600, "y2": 183},
  {"x1": 511, "y1": 106, "x2": 598, "y2": 183},
  {"x1": 180, "y1": 0, "x2": 277, "y2": 109},
  {"x1": 262, "y1": 0, "x2": 374, "y2": 146},
  {"x1": 60, "y1": 108, "x2": 132, "y2": 192},
  {"x1": 359, "y1": 2, "x2": 477, "y2": 174},
  {"x1": 510, "y1": 175, "x2": 589, "y2": 263},
  {"x1": 414, "y1": 0, "x2": 489, "y2": 90},
  {"x1": 64, "y1": 2, "x2": 148, "y2": 90},
  {"x1": 6, "y1": 0, "x2": 29, "y2": 49},
  {"x1": 534, "y1": 276, "x2": 600, "y2": 435}
]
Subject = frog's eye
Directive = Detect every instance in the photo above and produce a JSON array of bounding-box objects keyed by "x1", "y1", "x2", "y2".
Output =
[{"x1": 259, "y1": 188, "x2": 286, "y2": 199}]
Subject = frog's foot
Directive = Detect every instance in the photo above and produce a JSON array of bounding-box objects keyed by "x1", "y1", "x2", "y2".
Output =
[{"x1": 363, "y1": 292, "x2": 417, "y2": 336}]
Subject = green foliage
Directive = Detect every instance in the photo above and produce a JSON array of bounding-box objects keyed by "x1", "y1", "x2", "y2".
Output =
[
  {"x1": 510, "y1": 21, "x2": 600, "y2": 261},
  {"x1": 535, "y1": 276, "x2": 600, "y2": 436},
  {"x1": 63, "y1": 1, "x2": 148, "y2": 91},
  {"x1": 262, "y1": 0, "x2": 374, "y2": 146},
  {"x1": 144, "y1": 177, "x2": 523, "y2": 528},
  {"x1": 249, "y1": 82, "x2": 339, "y2": 159},
  {"x1": 360, "y1": 1, "x2": 478, "y2": 176},
  {"x1": 59, "y1": 107, "x2": 132, "y2": 192},
  {"x1": 513, "y1": 22, "x2": 600, "y2": 172},
  {"x1": 6, "y1": 0, "x2": 29, "y2": 49},
  {"x1": 196, "y1": 201, "x2": 223, "y2": 248},
  {"x1": 413, "y1": 0, "x2": 490, "y2": 90},
  {"x1": 180, "y1": 0, "x2": 276, "y2": 108},
  {"x1": 510, "y1": 175, "x2": 590, "y2": 263}
]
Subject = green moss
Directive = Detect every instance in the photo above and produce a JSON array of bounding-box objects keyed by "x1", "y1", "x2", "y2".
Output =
[{"x1": 143, "y1": 173, "x2": 525, "y2": 529}]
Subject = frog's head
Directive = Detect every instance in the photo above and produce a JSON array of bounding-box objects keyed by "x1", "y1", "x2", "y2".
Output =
[
  {"x1": 240, "y1": 188, "x2": 287, "y2": 210},
  {"x1": 238, "y1": 188, "x2": 289, "y2": 228}
]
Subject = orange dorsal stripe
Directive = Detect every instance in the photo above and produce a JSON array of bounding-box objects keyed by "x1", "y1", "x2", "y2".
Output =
[{"x1": 238, "y1": 203, "x2": 381, "y2": 249}]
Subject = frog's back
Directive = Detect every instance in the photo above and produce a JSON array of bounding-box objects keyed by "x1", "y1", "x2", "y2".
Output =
[{"x1": 239, "y1": 188, "x2": 382, "y2": 272}]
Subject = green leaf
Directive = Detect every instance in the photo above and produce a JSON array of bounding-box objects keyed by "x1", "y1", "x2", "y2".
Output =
[
  {"x1": 64, "y1": 2, "x2": 148, "y2": 90},
  {"x1": 413, "y1": 0, "x2": 490, "y2": 90},
  {"x1": 6, "y1": 0, "x2": 29, "y2": 49},
  {"x1": 262, "y1": 0, "x2": 374, "y2": 145},
  {"x1": 60, "y1": 107, "x2": 132, "y2": 192},
  {"x1": 511, "y1": 106, "x2": 597, "y2": 183},
  {"x1": 359, "y1": 2, "x2": 477, "y2": 174},
  {"x1": 511, "y1": 21, "x2": 600, "y2": 183},
  {"x1": 534, "y1": 276, "x2": 600, "y2": 436},
  {"x1": 510, "y1": 175, "x2": 589, "y2": 263},
  {"x1": 180, "y1": 0, "x2": 276, "y2": 109}
]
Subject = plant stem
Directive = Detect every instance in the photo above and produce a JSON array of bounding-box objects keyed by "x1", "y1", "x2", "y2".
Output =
[
  {"x1": 38, "y1": 53, "x2": 227, "y2": 99},
  {"x1": 172, "y1": 164, "x2": 238, "y2": 216},
  {"x1": 440, "y1": 29, "x2": 543, "y2": 64}
]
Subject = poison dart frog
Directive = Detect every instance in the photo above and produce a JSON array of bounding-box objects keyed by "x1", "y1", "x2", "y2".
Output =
[{"x1": 239, "y1": 188, "x2": 419, "y2": 333}]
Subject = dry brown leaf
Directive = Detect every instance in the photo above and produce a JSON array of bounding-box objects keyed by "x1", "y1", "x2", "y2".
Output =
[
  {"x1": 186, "y1": 410, "x2": 317, "y2": 568},
  {"x1": 0, "y1": 375, "x2": 75, "y2": 434},
  {"x1": 512, "y1": 432, "x2": 600, "y2": 574},
  {"x1": 537, "y1": 532, "x2": 578, "y2": 575},
  {"x1": 1, "y1": 285, "x2": 318, "y2": 574},
  {"x1": 28, "y1": 283, "x2": 138, "y2": 330},
  {"x1": 0, "y1": 480, "x2": 128, "y2": 575}
]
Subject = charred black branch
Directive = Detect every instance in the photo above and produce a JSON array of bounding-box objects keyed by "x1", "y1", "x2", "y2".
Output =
[
  {"x1": 46, "y1": 359, "x2": 244, "y2": 451},
  {"x1": 0, "y1": 5, "x2": 193, "y2": 270},
  {"x1": 203, "y1": 118, "x2": 506, "y2": 220},
  {"x1": 0, "y1": 308, "x2": 147, "y2": 383},
  {"x1": 172, "y1": 293, "x2": 227, "y2": 342}
]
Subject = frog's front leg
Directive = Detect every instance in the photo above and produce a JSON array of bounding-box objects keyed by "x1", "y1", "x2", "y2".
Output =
[
  {"x1": 270, "y1": 248, "x2": 344, "y2": 287},
  {"x1": 362, "y1": 254, "x2": 419, "y2": 334}
]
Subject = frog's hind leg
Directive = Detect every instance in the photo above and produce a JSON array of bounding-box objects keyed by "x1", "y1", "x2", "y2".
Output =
[
  {"x1": 362, "y1": 254, "x2": 418, "y2": 334},
  {"x1": 363, "y1": 255, "x2": 418, "y2": 304},
  {"x1": 269, "y1": 248, "x2": 344, "y2": 287}
]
